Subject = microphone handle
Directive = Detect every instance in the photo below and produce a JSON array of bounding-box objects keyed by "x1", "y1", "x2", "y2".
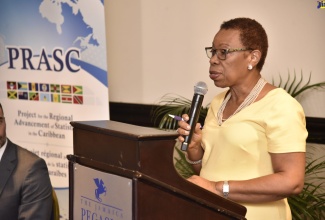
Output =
[{"x1": 181, "y1": 94, "x2": 204, "y2": 151}]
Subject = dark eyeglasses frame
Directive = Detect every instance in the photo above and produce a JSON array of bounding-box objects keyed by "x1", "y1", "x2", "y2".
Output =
[{"x1": 205, "y1": 47, "x2": 253, "y2": 60}]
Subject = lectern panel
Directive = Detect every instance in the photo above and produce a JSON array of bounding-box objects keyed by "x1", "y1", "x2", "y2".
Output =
[{"x1": 73, "y1": 163, "x2": 132, "y2": 220}]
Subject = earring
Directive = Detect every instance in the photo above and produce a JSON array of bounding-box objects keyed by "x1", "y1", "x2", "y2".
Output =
[{"x1": 248, "y1": 64, "x2": 253, "y2": 70}]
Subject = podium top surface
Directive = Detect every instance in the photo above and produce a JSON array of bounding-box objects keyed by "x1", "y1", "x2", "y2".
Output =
[{"x1": 70, "y1": 120, "x2": 178, "y2": 141}]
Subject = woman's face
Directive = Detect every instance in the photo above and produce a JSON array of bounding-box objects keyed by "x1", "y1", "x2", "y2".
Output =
[{"x1": 208, "y1": 29, "x2": 251, "y2": 88}]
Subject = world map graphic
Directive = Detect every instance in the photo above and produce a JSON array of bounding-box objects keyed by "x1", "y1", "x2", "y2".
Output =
[{"x1": 0, "y1": 0, "x2": 106, "y2": 71}]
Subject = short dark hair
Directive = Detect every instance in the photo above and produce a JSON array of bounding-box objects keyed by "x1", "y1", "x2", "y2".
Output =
[{"x1": 220, "y1": 17, "x2": 268, "y2": 71}]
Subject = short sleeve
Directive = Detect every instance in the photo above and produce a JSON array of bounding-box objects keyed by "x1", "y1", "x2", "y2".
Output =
[{"x1": 265, "y1": 95, "x2": 308, "y2": 153}]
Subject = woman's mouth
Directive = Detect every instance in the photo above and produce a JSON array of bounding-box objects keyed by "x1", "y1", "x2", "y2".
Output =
[{"x1": 209, "y1": 71, "x2": 222, "y2": 80}]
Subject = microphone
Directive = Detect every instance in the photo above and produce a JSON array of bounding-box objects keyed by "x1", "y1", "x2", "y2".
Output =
[{"x1": 181, "y1": 81, "x2": 208, "y2": 151}]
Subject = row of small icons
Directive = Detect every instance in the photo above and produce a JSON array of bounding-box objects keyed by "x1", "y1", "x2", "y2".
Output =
[{"x1": 6, "y1": 81, "x2": 83, "y2": 104}]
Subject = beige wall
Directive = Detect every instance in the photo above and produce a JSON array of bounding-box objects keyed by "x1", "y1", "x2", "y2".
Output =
[{"x1": 105, "y1": 0, "x2": 325, "y2": 118}]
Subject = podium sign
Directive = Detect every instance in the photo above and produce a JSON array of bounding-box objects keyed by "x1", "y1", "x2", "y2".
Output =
[{"x1": 73, "y1": 163, "x2": 132, "y2": 220}]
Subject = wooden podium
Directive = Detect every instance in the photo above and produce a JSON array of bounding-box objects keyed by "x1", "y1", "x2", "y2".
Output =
[{"x1": 68, "y1": 120, "x2": 246, "y2": 220}]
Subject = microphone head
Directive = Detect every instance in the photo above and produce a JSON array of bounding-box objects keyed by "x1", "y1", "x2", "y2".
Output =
[{"x1": 194, "y1": 81, "x2": 208, "y2": 95}]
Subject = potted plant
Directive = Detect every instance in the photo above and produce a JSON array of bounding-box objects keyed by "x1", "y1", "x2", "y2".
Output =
[{"x1": 151, "y1": 70, "x2": 325, "y2": 219}]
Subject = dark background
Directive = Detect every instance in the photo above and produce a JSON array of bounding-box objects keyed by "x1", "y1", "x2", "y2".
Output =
[{"x1": 109, "y1": 102, "x2": 325, "y2": 144}]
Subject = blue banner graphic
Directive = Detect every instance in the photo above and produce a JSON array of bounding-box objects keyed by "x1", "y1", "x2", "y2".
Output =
[{"x1": 0, "y1": 0, "x2": 109, "y2": 218}]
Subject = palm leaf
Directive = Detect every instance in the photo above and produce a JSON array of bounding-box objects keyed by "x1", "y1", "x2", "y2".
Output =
[
  {"x1": 274, "y1": 70, "x2": 325, "y2": 98},
  {"x1": 174, "y1": 146, "x2": 195, "y2": 178},
  {"x1": 151, "y1": 93, "x2": 209, "y2": 130}
]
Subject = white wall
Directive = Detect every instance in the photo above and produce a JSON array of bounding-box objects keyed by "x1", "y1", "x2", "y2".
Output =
[{"x1": 105, "y1": 0, "x2": 325, "y2": 118}]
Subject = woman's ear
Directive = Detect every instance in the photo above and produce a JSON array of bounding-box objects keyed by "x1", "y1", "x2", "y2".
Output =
[{"x1": 250, "y1": 50, "x2": 261, "y2": 66}]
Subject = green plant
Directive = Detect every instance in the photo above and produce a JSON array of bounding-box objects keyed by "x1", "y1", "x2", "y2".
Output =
[
  {"x1": 152, "y1": 71, "x2": 325, "y2": 219},
  {"x1": 272, "y1": 70, "x2": 325, "y2": 98},
  {"x1": 174, "y1": 146, "x2": 195, "y2": 178},
  {"x1": 152, "y1": 93, "x2": 209, "y2": 130}
]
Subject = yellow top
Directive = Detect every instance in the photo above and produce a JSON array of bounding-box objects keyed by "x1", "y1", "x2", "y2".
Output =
[{"x1": 200, "y1": 88, "x2": 308, "y2": 220}]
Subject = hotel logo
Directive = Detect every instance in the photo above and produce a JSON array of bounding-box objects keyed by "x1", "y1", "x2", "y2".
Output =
[{"x1": 317, "y1": 1, "x2": 325, "y2": 9}]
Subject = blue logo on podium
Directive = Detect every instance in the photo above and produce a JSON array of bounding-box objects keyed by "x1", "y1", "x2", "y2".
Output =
[{"x1": 94, "y1": 178, "x2": 107, "y2": 202}]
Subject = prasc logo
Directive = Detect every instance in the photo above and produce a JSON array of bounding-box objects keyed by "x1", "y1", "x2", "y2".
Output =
[{"x1": 94, "y1": 178, "x2": 107, "y2": 202}]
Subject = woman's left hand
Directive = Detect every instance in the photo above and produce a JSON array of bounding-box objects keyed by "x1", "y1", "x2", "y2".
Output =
[{"x1": 187, "y1": 175, "x2": 222, "y2": 197}]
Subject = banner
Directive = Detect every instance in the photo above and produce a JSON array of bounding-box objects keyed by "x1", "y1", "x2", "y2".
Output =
[{"x1": 0, "y1": 0, "x2": 109, "y2": 218}]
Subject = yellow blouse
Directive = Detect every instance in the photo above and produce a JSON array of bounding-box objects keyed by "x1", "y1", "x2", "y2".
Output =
[{"x1": 200, "y1": 88, "x2": 308, "y2": 220}]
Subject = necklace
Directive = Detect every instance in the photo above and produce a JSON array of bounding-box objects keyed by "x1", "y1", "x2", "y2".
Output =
[{"x1": 217, "y1": 77, "x2": 266, "y2": 126}]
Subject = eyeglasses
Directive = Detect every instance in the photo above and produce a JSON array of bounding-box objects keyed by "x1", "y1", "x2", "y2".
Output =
[
  {"x1": 0, "y1": 117, "x2": 5, "y2": 125},
  {"x1": 205, "y1": 47, "x2": 252, "y2": 60}
]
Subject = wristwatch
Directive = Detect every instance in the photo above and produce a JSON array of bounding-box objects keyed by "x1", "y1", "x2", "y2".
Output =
[{"x1": 223, "y1": 181, "x2": 229, "y2": 199}]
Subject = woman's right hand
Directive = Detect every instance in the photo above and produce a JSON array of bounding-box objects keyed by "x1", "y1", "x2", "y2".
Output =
[
  {"x1": 177, "y1": 114, "x2": 204, "y2": 174},
  {"x1": 177, "y1": 114, "x2": 203, "y2": 150}
]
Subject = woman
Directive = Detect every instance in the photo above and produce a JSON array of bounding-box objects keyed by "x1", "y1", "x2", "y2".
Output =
[{"x1": 177, "y1": 18, "x2": 307, "y2": 220}]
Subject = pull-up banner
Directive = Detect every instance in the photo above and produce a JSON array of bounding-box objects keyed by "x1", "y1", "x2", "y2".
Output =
[{"x1": 0, "y1": 0, "x2": 109, "y2": 217}]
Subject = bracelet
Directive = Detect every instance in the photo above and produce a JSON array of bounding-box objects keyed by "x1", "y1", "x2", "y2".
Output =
[
  {"x1": 222, "y1": 181, "x2": 229, "y2": 199},
  {"x1": 185, "y1": 153, "x2": 202, "y2": 165}
]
